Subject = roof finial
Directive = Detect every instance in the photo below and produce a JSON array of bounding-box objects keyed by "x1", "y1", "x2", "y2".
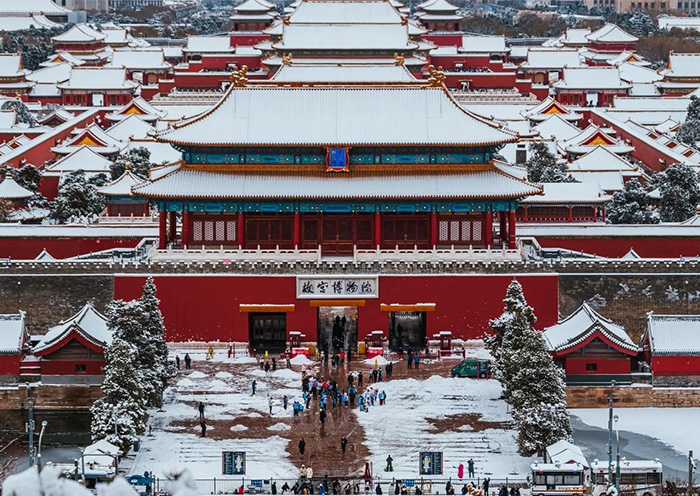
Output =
[
  {"x1": 393, "y1": 52, "x2": 405, "y2": 66},
  {"x1": 427, "y1": 65, "x2": 445, "y2": 87},
  {"x1": 282, "y1": 53, "x2": 293, "y2": 66},
  {"x1": 125, "y1": 162, "x2": 131, "y2": 170},
  {"x1": 230, "y1": 65, "x2": 249, "y2": 87}
]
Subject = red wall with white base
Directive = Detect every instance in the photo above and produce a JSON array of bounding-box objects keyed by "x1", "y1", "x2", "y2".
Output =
[
  {"x1": 534, "y1": 236, "x2": 700, "y2": 258},
  {"x1": 114, "y1": 274, "x2": 559, "y2": 343},
  {"x1": 652, "y1": 356, "x2": 700, "y2": 376},
  {"x1": 0, "y1": 237, "x2": 145, "y2": 260}
]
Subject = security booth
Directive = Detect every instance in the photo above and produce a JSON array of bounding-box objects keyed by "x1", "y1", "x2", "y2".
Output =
[
  {"x1": 366, "y1": 330, "x2": 385, "y2": 357},
  {"x1": 436, "y1": 331, "x2": 452, "y2": 357},
  {"x1": 289, "y1": 331, "x2": 305, "y2": 348}
]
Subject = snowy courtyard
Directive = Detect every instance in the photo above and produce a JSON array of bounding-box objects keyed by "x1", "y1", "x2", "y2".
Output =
[{"x1": 129, "y1": 349, "x2": 532, "y2": 484}]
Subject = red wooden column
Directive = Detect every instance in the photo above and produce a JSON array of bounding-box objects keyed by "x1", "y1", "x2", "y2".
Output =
[
  {"x1": 568, "y1": 207, "x2": 573, "y2": 223},
  {"x1": 523, "y1": 207, "x2": 529, "y2": 222},
  {"x1": 293, "y1": 212, "x2": 300, "y2": 248},
  {"x1": 430, "y1": 211, "x2": 438, "y2": 248},
  {"x1": 499, "y1": 211, "x2": 507, "y2": 246},
  {"x1": 168, "y1": 211, "x2": 177, "y2": 242},
  {"x1": 158, "y1": 211, "x2": 167, "y2": 249},
  {"x1": 601, "y1": 205, "x2": 606, "y2": 223},
  {"x1": 508, "y1": 210, "x2": 516, "y2": 248},
  {"x1": 484, "y1": 211, "x2": 493, "y2": 248},
  {"x1": 374, "y1": 211, "x2": 382, "y2": 249},
  {"x1": 237, "y1": 211, "x2": 245, "y2": 248},
  {"x1": 182, "y1": 211, "x2": 191, "y2": 249}
]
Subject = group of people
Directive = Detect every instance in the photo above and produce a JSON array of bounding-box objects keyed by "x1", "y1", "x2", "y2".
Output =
[
  {"x1": 406, "y1": 352, "x2": 420, "y2": 370},
  {"x1": 174, "y1": 353, "x2": 192, "y2": 370}
]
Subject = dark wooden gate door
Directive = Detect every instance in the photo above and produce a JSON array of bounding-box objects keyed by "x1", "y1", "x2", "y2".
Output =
[{"x1": 321, "y1": 215, "x2": 354, "y2": 255}]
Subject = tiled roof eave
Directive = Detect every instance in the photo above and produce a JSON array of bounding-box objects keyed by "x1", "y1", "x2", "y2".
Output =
[{"x1": 156, "y1": 138, "x2": 518, "y2": 148}]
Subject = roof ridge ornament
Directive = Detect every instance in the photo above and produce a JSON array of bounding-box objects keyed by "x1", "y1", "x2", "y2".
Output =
[
  {"x1": 282, "y1": 53, "x2": 293, "y2": 66},
  {"x1": 393, "y1": 52, "x2": 405, "y2": 66},
  {"x1": 230, "y1": 65, "x2": 249, "y2": 87},
  {"x1": 427, "y1": 65, "x2": 445, "y2": 87}
]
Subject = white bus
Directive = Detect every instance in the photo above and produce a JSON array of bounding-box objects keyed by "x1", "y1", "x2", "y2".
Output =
[
  {"x1": 590, "y1": 459, "x2": 663, "y2": 496},
  {"x1": 531, "y1": 462, "x2": 588, "y2": 496}
]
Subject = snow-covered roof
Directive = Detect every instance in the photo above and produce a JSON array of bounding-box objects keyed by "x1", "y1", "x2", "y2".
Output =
[
  {"x1": 521, "y1": 182, "x2": 610, "y2": 204},
  {"x1": 567, "y1": 146, "x2": 639, "y2": 175},
  {"x1": 27, "y1": 62, "x2": 72, "y2": 84},
  {"x1": 273, "y1": 23, "x2": 416, "y2": 51},
  {"x1": 570, "y1": 170, "x2": 624, "y2": 192},
  {"x1": 105, "y1": 115, "x2": 153, "y2": 142},
  {"x1": 157, "y1": 86, "x2": 517, "y2": 147},
  {"x1": 661, "y1": 53, "x2": 700, "y2": 78},
  {"x1": 105, "y1": 96, "x2": 166, "y2": 122},
  {"x1": 546, "y1": 440, "x2": 589, "y2": 468},
  {"x1": 617, "y1": 62, "x2": 662, "y2": 85},
  {"x1": 533, "y1": 115, "x2": 582, "y2": 140},
  {"x1": 0, "y1": 313, "x2": 25, "y2": 355},
  {"x1": 84, "y1": 439, "x2": 121, "y2": 456},
  {"x1": 124, "y1": 140, "x2": 180, "y2": 165},
  {"x1": 607, "y1": 51, "x2": 649, "y2": 67},
  {"x1": 0, "y1": 0, "x2": 71, "y2": 16},
  {"x1": 35, "y1": 248, "x2": 55, "y2": 260},
  {"x1": 270, "y1": 63, "x2": 416, "y2": 82},
  {"x1": 543, "y1": 303, "x2": 636, "y2": 354},
  {"x1": 52, "y1": 24, "x2": 106, "y2": 43},
  {"x1": 0, "y1": 223, "x2": 156, "y2": 239},
  {"x1": 107, "y1": 49, "x2": 171, "y2": 71},
  {"x1": 0, "y1": 54, "x2": 27, "y2": 79},
  {"x1": 646, "y1": 313, "x2": 700, "y2": 355},
  {"x1": 58, "y1": 67, "x2": 137, "y2": 91},
  {"x1": 43, "y1": 145, "x2": 115, "y2": 175},
  {"x1": 562, "y1": 124, "x2": 634, "y2": 156},
  {"x1": 234, "y1": 0, "x2": 275, "y2": 12},
  {"x1": 289, "y1": 0, "x2": 403, "y2": 23},
  {"x1": 184, "y1": 36, "x2": 234, "y2": 54},
  {"x1": 0, "y1": 110, "x2": 16, "y2": 128},
  {"x1": 0, "y1": 13, "x2": 60, "y2": 31},
  {"x1": 100, "y1": 27, "x2": 129, "y2": 45},
  {"x1": 522, "y1": 97, "x2": 582, "y2": 122},
  {"x1": 459, "y1": 35, "x2": 508, "y2": 54},
  {"x1": 554, "y1": 67, "x2": 631, "y2": 91},
  {"x1": 42, "y1": 51, "x2": 86, "y2": 67},
  {"x1": 521, "y1": 48, "x2": 583, "y2": 70},
  {"x1": 0, "y1": 176, "x2": 33, "y2": 200},
  {"x1": 133, "y1": 167, "x2": 541, "y2": 200},
  {"x1": 33, "y1": 303, "x2": 112, "y2": 355},
  {"x1": 418, "y1": 0, "x2": 459, "y2": 13},
  {"x1": 586, "y1": 24, "x2": 638, "y2": 44},
  {"x1": 98, "y1": 170, "x2": 145, "y2": 197},
  {"x1": 561, "y1": 28, "x2": 591, "y2": 46},
  {"x1": 37, "y1": 108, "x2": 74, "y2": 126}
]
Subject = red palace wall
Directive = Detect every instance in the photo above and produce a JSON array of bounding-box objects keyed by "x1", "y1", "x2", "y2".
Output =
[
  {"x1": 652, "y1": 356, "x2": 700, "y2": 376},
  {"x1": 564, "y1": 356, "x2": 630, "y2": 375},
  {"x1": 422, "y1": 34, "x2": 463, "y2": 47},
  {"x1": 40, "y1": 358, "x2": 104, "y2": 376},
  {"x1": 0, "y1": 355, "x2": 21, "y2": 375},
  {"x1": 230, "y1": 34, "x2": 270, "y2": 47},
  {"x1": 113, "y1": 274, "x2": 559, "y2": 343},
  {"x1": 533, "y1": 236, "x2": 700, "y2": 258},
  {"x1": 0, "y1": 237, "x2": 144, "y2": 260}
]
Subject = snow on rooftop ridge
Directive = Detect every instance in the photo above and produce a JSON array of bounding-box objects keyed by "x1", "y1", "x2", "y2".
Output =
[
  {"x1": 459, "y1": 35, "x2": 508, "y2": 54},
  {"x1": 184, "y1": 36, "x2": 234, "y2": 53},
  {"x1": 521, "y1": 48, "x2": 584, "y2": 70},
  {"x1": 43, "y1": 145, "x2": 115, "y2": 174},
  {"x1": 621, "y1": 248, "x2": 641, "y2": 259},
  {"x1": 274, "y1": 23, "x2": 416, "y2": 51},
  {"x1": 0, "y1": 312, "x2": 25, "y2": 354},
  {"x1": 33, "y1": 302, "x2": 112, "y2": 355},
  {"x1": 554, "y1": 66, "x2": 631, "y2": 91},
  {"x1": 105, "y1": 114, "x2": 153, "y2": 142},
  {"x1": 0, "y1": 0, "x2": 71, "y2": 15},
  {"x1": 567, "y1": 145, "x2": 638, "y2": 173},
  {"x1": 543, "y1": 303, "x2": 637, "y2": 354},
  {"x1": 0, "y1": 13, "x2": 60, "y2": 32},
  {"x1": 58, "y1": 67, "x2": 136, "y2": 91},
  {"x1": 52, "y1": 24, "x2": 106, "y2": 43},
  {"x1": 0, "y1": 54, "x2": 27, "y2": 78},
  {"x1": 521, "y1": 182, "x2": 610, "y2": 204},
  {"x1": 288, "y1": 0, "x2": 405, "y2": 24},
  {"x1": 234, "y1": 0, "x2": 275, "y2": 13},
  {"x1": 35, "y1": 248, "x2": 55, "y2": 260},
  {"x1": 662, "y1": 53, "x2": 700, "y2": 78},
  {"x1": 646, "y1": 312, "x2": 700, "y2": 355},
  {"x1": 107, "y1": 49, "x2": 170, "y2": 70},
  {"x1": 0, "y1": 176, "x2": 33, "y2": 200},
  {"x1": 98, "y1": 169, "x2": 146, "y2": 197},
  {"x1": 586, "y1": 23, "x2": 638, "y2": 44},
  {"x1": 270, "y1": 63, "x2": 416, "y2": 82},
  {"x1": 522, "y1": 96, "x2": 582, "y2": 122},
  {"x1": 532, "y1": 114, "x2": 581, "y2": 140}
]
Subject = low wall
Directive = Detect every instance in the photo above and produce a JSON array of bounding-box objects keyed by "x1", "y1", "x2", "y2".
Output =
[
  {"x1": 0, "y1": 385, "x2": 102, "y2": 410},
  {"x1": 567, "y1": 386, "x2": 700, "y2": 408}
]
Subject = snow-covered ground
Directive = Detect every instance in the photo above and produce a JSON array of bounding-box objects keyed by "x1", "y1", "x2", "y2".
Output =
[
  {"x1": 572, "y1": 408, "x2": 700, "y2": 456},
  {"x1": 355, "y1": 376, "x2": 532, "y2": 481}
]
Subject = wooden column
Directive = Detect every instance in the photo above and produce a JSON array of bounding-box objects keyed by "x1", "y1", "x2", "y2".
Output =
[
  {"x1": 374, "y1": 211, "x2": 381, "y2": 249},
  {"x1": 182, "y1": 211, "x2": 191, "y2": 249},
  {"x1": 523, "y1": 207, "x2": 529, "y2": 222},
  {"x1": 430, "y1": 211, "x2": 438, "y2": 248},
  {"x1": 601, "y1": 205, "x2": 606, "y2": 223},
  {"x1": 484, "y1": 211, "x2": 492, "y2": 248},
  {"x1": 499, "y1": 211, "x2": 507, "y2": 246},
  {"x1": 568, "y1": 207, "x2": 573, "y2": 223},
  {"x1": 508, "y1": 210, "x2": 516, "y2": 248},
  {"x1": 237, "y1": 211, "x2": 245, "y2": 248},
  {"x1": 168, "y1": 211, "x2": 177, "y2": 242},
  {"x1": 158, "y1": 211, "x2": 167, "y2": 249},
  {"x1": 293, "y1": 211, "x2": 300, "y2": 248}
]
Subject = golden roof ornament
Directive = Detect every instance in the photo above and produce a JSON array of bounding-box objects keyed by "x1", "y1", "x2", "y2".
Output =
[
  {"x1": 393, "y1": 53, "x2": 405, "y2": 66},
  {"x1": 282, "y1": 53, "x2": 293, "y2": 66},
  {"x1": 427, "y1": 65, "x2": 446, "y2": 87},
  {"x1": 230, "y1": 65, "x2": 249, "y2": 87}
]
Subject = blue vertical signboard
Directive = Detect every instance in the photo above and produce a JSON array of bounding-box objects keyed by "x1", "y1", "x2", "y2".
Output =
[
  {"x1": 222, "y1": 451, "x2": 246, "y2": 475},
  {"x1": 419, "y1": 452, "x2": 443, "y2": 476}
]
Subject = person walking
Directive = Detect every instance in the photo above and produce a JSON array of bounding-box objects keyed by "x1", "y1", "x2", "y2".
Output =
[
  {"x1": 483, "y1": 478, "x2": 490, "y2": 496},
  {"x1": 299, "y1": 437, "x2": 306, "y2": 457},
  {"x1": 268, "y1": 394, "x2": 273, "y2": 414},
  {"x1": 283, "y1": 394, "x2": 289, "y2": 410},
  {"x1": 467, "y1": 458, "x2": 475, "y2": 478},
  {"x1": 251, "y1": 379, "x2": 257, "y2": 396},
  {"x1": 200, "y1": 420, "x2": 206, "y2": 437},
  {"x1": 414, "y1": 354, "x2": 420, "y2": 370},
  {"x1": 385, "y1": 455, "x2": 393, "y2": 472},
  {"x1": 458, "y1": 463, "x2": 464, "y2": 479},
  {"x1": 265, "y1": 361, "x2": 271, "y2": 374},
  {"x1": 228, "y1": 345, "x2": 233, "y2": 359},
  {"x1": 175, "y1": 355, "x2": 180, "y2": 370},
  {"x1": 320, "y1": 408, "x2": 327, "y2": 425},
  {"x1": 184, "y1": 353, "x2": 191, "y2": 370},
  {"x1": 358, "y1": 371, "x2": 363, "y2": 387},
  {"x1": 341, "y1": 436, "x2": 348, "y2": 454},
  {"x1": 407, "y1": 352, "x2": 413, "y2": 370},
  {"x1": 198, "y1": 402, "x2": 205, "y2": 420}
]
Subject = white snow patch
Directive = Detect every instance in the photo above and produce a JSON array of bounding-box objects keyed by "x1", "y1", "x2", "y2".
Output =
[
  {"x1": 230, "y1": 424, "x2": 249, "y2": 431},
  {"x1": 290, "y1": 354, "x2": 313, "y2": 365},
  {"x1": 215, "y1": 371, "x2": 233, "y2": 379},
  {"x1": 188, "y1": 371, "x2": 207, "y2": 379},
  {"x1": 363, "y1": 356, "x2": 391, "y2": 366},
  {"x1": 176, "y1": 378, "x2": 195, "y2": 387},
  {"x1": 268, "y1": 422, "x2": 291, "y2": 432}
]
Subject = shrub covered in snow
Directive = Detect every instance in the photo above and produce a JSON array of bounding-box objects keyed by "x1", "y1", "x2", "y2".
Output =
[
  {"x1": 657, "y1": 163, "x2": 700, "y2": 222},
  {"x1": 49, "y1": 170, "x2": 108, "y2": 224},
  {"x1": 606, "y1": 179, "x2": 659, "y2": 224},
  {"x1": 525, "y1": 142, "x2": 576, "y2": 184},
  {"x1": 677, "y1": 96, "x2": 700, "y2": 146},
  {"x1": 110, "y1": 147, "x2": 155, "y2": 180}
]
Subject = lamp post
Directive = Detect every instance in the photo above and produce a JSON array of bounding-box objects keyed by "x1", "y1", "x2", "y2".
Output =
[
  {"x1": 37, "y1": 420, "x2": 48, "y2": 471},
  {"x1": 26, "y1": 382, "x2": 35, "y2": 467},
  {"x1": 607, "y1": 380, "x2": 615, "y2": 488}
]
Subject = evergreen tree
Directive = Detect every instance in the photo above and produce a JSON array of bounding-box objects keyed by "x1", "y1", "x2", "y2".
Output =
[
  {"x1": 677, "y1": 96, "x2": 700, "y2": 146},
  {"x1": 525, "y1": 142, "x2": 576, "y2": 183},
  {"x1": 14, "y1": 164, "x2": 41, "y2": 192},
  {"x1": 606, "y1": 179, "x2": 659, "y2": 224},
  {"x1": 49, "y1": 170, "x2": 107, "y2": 223},
  {"x1": 621, "y1": 12, "x2": 656, "y2": 37},
  {"x1": 90, "y1": 337, "x2": 148, "y2": 453},
  {"x1": 658, "y1": 164, "x2": 700, "y2": 222},
  {"x1": 111, "y1": 147, "x2": 154, "y2": 180},
  {"x1": 138, "y1": 277, "x2": 172, "y2": 407},
  {"x1": 1, "y1": 100, "x2": 37, "y2": 127}
]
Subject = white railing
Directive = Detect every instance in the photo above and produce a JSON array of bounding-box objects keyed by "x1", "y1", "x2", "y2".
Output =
[{"x1": 150, "y1": 244, "x2": 524, "y2": 263}]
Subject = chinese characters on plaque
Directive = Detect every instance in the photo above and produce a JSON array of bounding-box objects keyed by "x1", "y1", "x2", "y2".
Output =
[{"x1": 296, "y1": 276, "x2": 378, "y2": 299}]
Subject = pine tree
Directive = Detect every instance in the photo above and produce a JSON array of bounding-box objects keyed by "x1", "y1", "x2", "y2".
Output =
[
  {"x1": 1, "y1": 100, "x2": 37, "y2": 127},
  {"x1": 90, "y1": 337, "x2": 148, "y2": 453},
  {"x1": 526, "y1": 142, "x2": 576, "y2": 183},
  {"x1": 606, "y1": 179, "x2": 659, "y2": 224},
  {"x1": 658, "y1": 164, "x2": 700, "y2": 222},
  {"x1": 138, "y1": 277, "x2": 172, "y2": 407},
  {"x1": 486, "y1": 279, "x2": 537, "y2": 402},
  {"x1": 49, "y1": 170, "x2": 107, "y2": 223},
  {"x1": 111, "y1": 147, "x2": 154, "y2": 180},
  {"x1": 677, "y1": 96, "x2": 700, "y2": 146}
]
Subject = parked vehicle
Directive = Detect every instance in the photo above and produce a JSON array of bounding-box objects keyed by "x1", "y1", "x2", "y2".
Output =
[
  {"x1": 451, "y1": 359, "x2": 491, "y2": 378},
  {"x1": 530, "y1": 462, "x2": 587, "y2": 496},
  {"x1": 590, "y1": 459, "x2": 662, "y2": 496}
]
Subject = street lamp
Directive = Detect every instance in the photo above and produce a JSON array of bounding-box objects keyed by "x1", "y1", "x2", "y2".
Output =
[
  {"x1": 607, "y1": 380, "x2": 616, "y2": 488},
  {"x1": 37, "y1": 420, "x2": 48, "y2": 470},
  {"x1": 614, "y1": 415, "x2": 621, "y2": 495}
]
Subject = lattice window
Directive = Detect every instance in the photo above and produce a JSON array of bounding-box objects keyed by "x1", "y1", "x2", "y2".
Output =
[
  {"x1": 460, "y1": 221, "x2": 471, "y2": 241},
  {"x1": 449, "y1": 221, "x2": 459, "y2": 241},
  {"x1": 204, "y1": 221, "x2": 214, "y2": 241},
  {"x1": 472, "y1": 221, "x2": 482, "y2": 242},
  {"x1": 215, "y1": 221, "x2": 226, "y2": 241},
  {"x1": 439, "y1": 221, "x2": 449, "y2": 241},
  {"x1": 193, "y1": 221, "x2": 203, "y2": 242},
  {"x1": 226, "y1": 220, "x2": 237, "y2": 241}
]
